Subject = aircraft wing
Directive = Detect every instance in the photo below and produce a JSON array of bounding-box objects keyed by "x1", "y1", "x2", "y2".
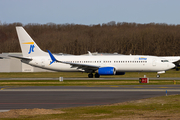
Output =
[
  {"x1": 59, "y1": 61, "x2": 99, "y2": 71},
  {"x1": 47, "y1": 50, "x2": 100, "y2": 72}
]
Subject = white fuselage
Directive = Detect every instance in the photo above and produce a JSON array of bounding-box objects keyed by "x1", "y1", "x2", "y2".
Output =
[{"x1": 22, "y1": 54, "x2": 175, "y2": 73}]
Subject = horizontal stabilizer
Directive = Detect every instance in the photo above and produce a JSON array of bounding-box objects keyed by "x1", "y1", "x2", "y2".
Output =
[{"x1": 8, "y1": 55, "x2": 32, "y2": 60}]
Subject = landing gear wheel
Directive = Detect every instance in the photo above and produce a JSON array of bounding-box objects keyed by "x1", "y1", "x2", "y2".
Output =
[
  {"x1": 88, "y1": 73, "x2": 93, "y2": 78},
  {"x1": 95, "y1": 73, "x2": 100, "y2": 78},
  {"x1": 176, "y1": 67, "x2": 179, "y2": 71},
  {"x1": 156, "y1": 74, "x2": 160, "y2": 78}
]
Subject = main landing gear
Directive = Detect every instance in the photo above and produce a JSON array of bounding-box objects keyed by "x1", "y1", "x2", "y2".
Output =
[
  {"x1": 88, "y1": 73, "x2": 100, "y2": 78},
  {"x1": 95, "y1": 73, "x2": 100, "y2": 78},
  {"x1": 88, "y1": 73, "x2": 93, "y2": 78}
]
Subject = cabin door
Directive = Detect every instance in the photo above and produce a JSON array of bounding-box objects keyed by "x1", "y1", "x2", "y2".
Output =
[{"x1": 152, "y1": 58, "x2": 156, "y2": 66}]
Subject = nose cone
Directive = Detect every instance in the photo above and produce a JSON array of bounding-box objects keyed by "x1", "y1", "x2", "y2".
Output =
[{"x1": 169, "y1": 63, "x2": 175, "y2": 69}]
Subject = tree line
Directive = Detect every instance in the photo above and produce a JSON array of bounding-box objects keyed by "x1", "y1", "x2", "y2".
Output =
[{"x1": 0, "y1": 22, "x2": 180, "y2": 56}]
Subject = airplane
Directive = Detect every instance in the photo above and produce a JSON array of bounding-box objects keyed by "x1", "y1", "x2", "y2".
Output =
[{"x1": 9, "y1": 26, "x2": 175, "y2": 78}]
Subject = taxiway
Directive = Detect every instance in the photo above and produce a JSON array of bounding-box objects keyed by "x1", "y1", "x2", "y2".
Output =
[{"x1": 0, "y1": 85, "x2": 179, "y2": 110}]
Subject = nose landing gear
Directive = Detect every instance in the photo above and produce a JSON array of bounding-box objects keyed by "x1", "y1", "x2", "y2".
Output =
[{"x1": 156, "y1": 74, "x2": 160, "y2": 78}]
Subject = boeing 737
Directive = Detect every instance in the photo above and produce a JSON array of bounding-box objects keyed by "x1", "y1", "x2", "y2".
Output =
[{"x1": 10, "y1": 27, "x2": 175, "y2": 78}]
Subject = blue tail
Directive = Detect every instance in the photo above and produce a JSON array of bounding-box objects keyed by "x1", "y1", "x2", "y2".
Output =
[{"x1": 47, "y1": 50, "x2": 57, "y2": 65}]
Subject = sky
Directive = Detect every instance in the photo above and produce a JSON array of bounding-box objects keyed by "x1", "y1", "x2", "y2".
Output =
[{"x1": 0, "y1": 0, "x2": 180, "y2": 25}]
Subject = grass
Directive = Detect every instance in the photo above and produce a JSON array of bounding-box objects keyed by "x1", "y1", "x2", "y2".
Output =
[
  {"x1": 0, "y1": 69, "x2": 180, "y2": 78},
  {"x1": 0, "y1": 80, "x2": 179, "y2": 86},
  {"x1": 0, "y1": 69, "x2": 180, "y2": 86},
  {"x1": 0, "y1": 94, "x2": 180, "y2": 120}
]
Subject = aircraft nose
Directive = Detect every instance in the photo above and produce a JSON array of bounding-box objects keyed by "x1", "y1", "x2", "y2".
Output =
[{"x1": 169, "y1": 63, "x2": 175, "y2": 69}]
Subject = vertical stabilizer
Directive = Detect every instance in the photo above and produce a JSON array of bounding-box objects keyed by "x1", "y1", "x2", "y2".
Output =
[{"x1": 16, "y1": 26, "x2": 47, "y2": 57}]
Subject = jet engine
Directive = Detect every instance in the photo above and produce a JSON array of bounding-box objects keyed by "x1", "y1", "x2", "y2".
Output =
[{"x1": 98, "y1": 67, "x2": 116, "y2": 75}]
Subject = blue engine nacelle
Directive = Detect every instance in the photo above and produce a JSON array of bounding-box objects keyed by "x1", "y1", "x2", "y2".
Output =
[{"x1": 98, "y1": 67, "x2": 116, "y2": 75}]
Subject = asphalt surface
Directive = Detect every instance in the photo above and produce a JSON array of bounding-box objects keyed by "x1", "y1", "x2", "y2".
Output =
[{"x1": 0, "y1": 85, "x2": 180, "y2": 110}]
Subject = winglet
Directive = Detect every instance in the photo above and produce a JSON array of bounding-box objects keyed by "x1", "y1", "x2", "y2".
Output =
[
  {"x1": 88, "y1": 51, "x2": 92, "y2": 56},
  {"x1": 47, "y1": 50, "x2": 57, "y2": 65}
]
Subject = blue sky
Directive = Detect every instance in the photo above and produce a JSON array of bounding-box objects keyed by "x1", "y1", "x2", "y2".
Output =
[{"x1": 0, "y1": 0, "x2": 180, "y2": 25}]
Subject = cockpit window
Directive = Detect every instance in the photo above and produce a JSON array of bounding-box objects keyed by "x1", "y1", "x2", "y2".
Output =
[{"x1": 161, "y1": 60, "x2": 169, "y2": 62}]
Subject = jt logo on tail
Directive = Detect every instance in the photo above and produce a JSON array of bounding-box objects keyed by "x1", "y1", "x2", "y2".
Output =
[
  {"x1": 22, "y1": 42, "x2": 35, "y2": 54},
  {"x1": 28, "y1": 44, "x2": 35, "y2": 54}
]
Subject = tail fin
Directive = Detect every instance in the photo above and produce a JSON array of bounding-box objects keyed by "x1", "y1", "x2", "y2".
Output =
[{"x1": 16, "y1": 26, "x2": 47, "y2": 57}]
